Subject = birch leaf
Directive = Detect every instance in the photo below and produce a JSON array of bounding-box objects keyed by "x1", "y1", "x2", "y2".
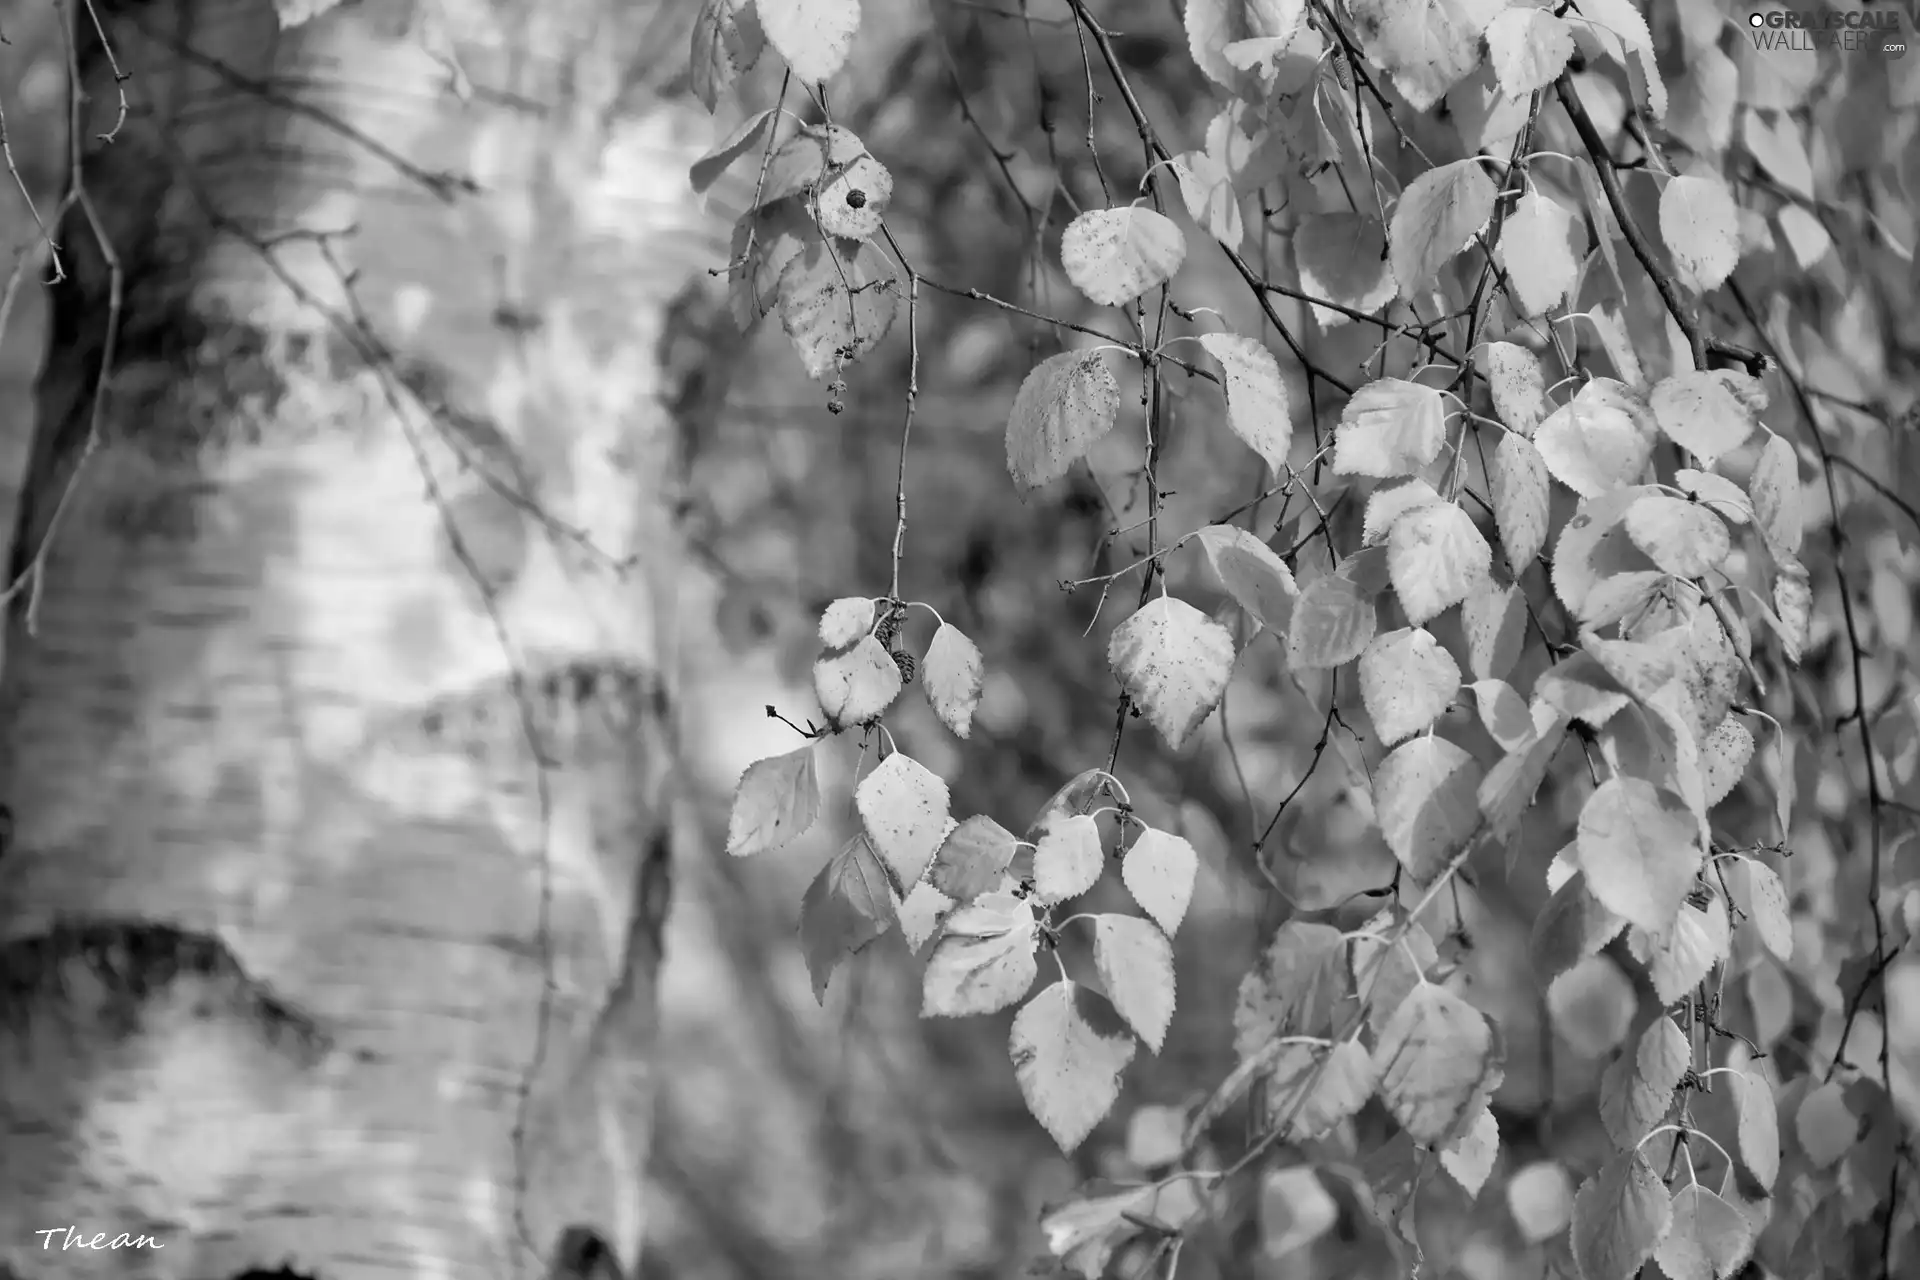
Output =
[
  {"x1": 1123, "y1": 826, "x2": 1199, "y2": 936},
  {"x1": 1485, "y1": 7, "x2": 1574, "y2": 97},
  {"x1": 758, "y1": 0, "x2": 861, "y2": 83},
  {"x1": 1484, "y1": 341, "x2": 1550, "y2": 437},
  {"x1": 922, "y1": 623, "x2": 985, "y2": 738},
  {"x1": 1570, "y1": 1152, "x2": 1673, "y2": 1280},
  {"x1": 1346, "y1": 0, "x2": 1508, "y2": 112},
  {"x1": 1108, "y1": 597, "x2": 1236, "y2": 750},
  {"x1": 1359, "y1": 627, "x2": 1461, "y2": 746},
  {"x1": 1091, "y1": 913, "x2": 1178, "y2": 1053},
  {"x1": 1295, "y1": 212, "x2": 1395, "y2": 327},
  {"x1": 1062, "y1": 207, "x2": 1187, "y2": 306},
  {"x1": 1199, "y1": 332, "x2": 1292, "y2": 471},
  {"x1": 1491, "y1": 432, "x2": 1551, "y2": 573},
  {"x1": 1194, "y1": 524, "x2": 1298, "y2": 633},
  {"x1": 1575, "y1": 778, "x2": 1701, "y2": 935},
  {"x1": 1389, "y1": 502, "x2": 1492, "y2": 626},
  {"x1": 728, "y1": 745, "x2": 822, "y2": 857},
  {"x1": 856, "y1": 752, "x2": 953, "y2": 889},
  {"x1": 1333, "y1": 378, "x2": 1447, "y2": 477},
  {"x1": 1390, "y1": 157, "x2": 1498, "y2": 295},
  {"x1": 1374, "y1": 736, "x2": 1484, "y2": 883},
  {"x1": 1371, "y1": 983, "x2": 1504, "y2": 1146},
  {"x1": 1659, "y1": 174, "x2": 1742, "y2": 293},
  {"x1": 923, "y1": 890, "x2": 1038, "y2": 1017},
  {"x1": 1007, "y1": 351, "x2": 1121, "y2": 491},
  {"x1": 1497, "y1": 191, "x2": 1582, "y2": 316},
  {"x1": 1010, "y1": 980, "x2": 1136, "y2": 1152}
]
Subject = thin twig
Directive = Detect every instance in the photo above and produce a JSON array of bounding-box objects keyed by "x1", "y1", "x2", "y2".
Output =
[{"x1": 1554, "y1": 75, "x2": 1704, "y2": 371}]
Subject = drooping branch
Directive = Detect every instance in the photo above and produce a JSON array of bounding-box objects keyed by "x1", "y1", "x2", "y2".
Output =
[{"x1": 1553, "y1": 74, "x2": 1705, "y2": 372}]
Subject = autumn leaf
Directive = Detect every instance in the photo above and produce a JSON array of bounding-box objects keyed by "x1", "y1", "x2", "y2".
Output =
[
  {"x1": 1597, "y1": 1015, "x2": 1689, "y2": 1148},
  {"x1": 856, "y1": 752, "x2": 953, "y2": 889},
  {"x1": 1347, "y1": 0, "x2": 1508, "y2": 112},
  {"x1": 799, "y1": 834, "x2": 897, "y2": 1002},
  {"x1": 1034, "y1": 813, "x2": 1105, "y2": 905},
  {"x1": 1655, "y1": 1184, "x2": 1755, "y2": 1280},
  {"x1": 727, "y1": 744, "x2": 822, "y2": 857},
  {"x1": 1295, "y1": 212, "x2": 1396, "y2": 327},
  {"x1": 1006, "y1": 351, "x2": 1121, "y2": 491},
  {"x1": 1729, "y1": 1068, "x2": 1780, "y2": 1191},
  {"x1": 1287, "y1": 572, "x2": 1377, "y2": 668},
  {"x1": 1170, "y1": 148, "x2": 1244, "y2": 247},
  {"x1": 1573, "y1": 0, "x2": 1667, "y2": 120},
  {"x1": 758, "y1": 0, "x2": 861, "y2": 83},
  {"x1": 1371, "y1": 983, "x2": 1503, "y2": 1147},
  {"x1": 922, "y1": 890, "x2": 1039, "y2": 1017},
  {"x1": 1010, "y1": 980, "x2": 1136, "y2": 1152},
  {"x1": 1732, "y1": 860, "x2": 1793, "y2": 961},
  {"x1": 818, "y1": 596, "x2": 875, "y2": 648},
  {"x1": 1649, "y1": 370, "x2": 1755, "y2": 465},
  {"x1": 689, "y1": 0, "x2": 766, "y2": 111},
  {"x1": 778, "y1": 235, "x2": 898, "y2": 378},
  {"x1": 1184, "y1": 0, "x2": 1311, "y2": 92},
  {"x1": 1122, "y1": 826, "x2": 1199, "y2": 936},
  {"x1": 1748, "y1": 432, "x2": 1804, "y2": 556},
  {"x1": 1635, "y1": 892, "x2": 1731, "y2": 1004},
  {"x1": 1483, "y1": 341, "x2": 1550, "y2": 437},
  {"x1": 690, "y1": 108, "x2": 776, "y2": 193},
  {"x1": 1264, "y1": 1039, "x2": 1378, "y2": 1141},
  {"x1": 1091, "y1": 913, "x2": 1178, "y2": 1052},
  {"x1": 1108, "y1": 596, "x2": 1236, "y2": 750},
  {"x1": 1535, "y1": 383, "x2": 1655, "y2": 498},
  {"x1": 1388, "y1": 502, "x2": 1492, "y2": 626},
  {"x1": 1061, "y1": 207, "x2": 1187, "y2": 306},
  {"x1": 1491, "y1": 432, "x2": 1551, "y2": 573},
  {"x1": 1390, "y1": 158, "x2": 1498, "y2": 297},
  {"x1": 1530, "y1": 871, "x2": 1627, "y2": 983},
  {"x1": 922, "y1": 623, "x2": 985, "y2": 738},
  {"x1": 929, "y1": 814, "x2": 1022, "y2": 903},
  {"x1": 1700, "y1": 716, "x2": 1756, "y2": 808},
  {"x1": 1796, "y1": 1083, "x2": 1860, "y2": 1170},
  {"x1": 1358, "y1": 627, "x2": 1461, "y2": 746},
  {"x1": 1485, "y1": 7, "x2": 1574, "y2": 98},
  {"x1": 1333, "y1": 378, "x2": 1447, "y2": 477},
  {"x1": 1440, "y1": 1107, "x2": 1499, "y2": 1197},
  {"x1": 1575, "y1": 777, "x2": 1701, "y2": 934},
  {"x1": 1193, "y1": 524, "x2": 1298, "y2": 633},
  {"x1": 1570, "y1": 1151, "x2": 1672, "y2": 1280},
  {"x1": 1233, "y1": 920, "x2": 1350, "y2": 1057},
  {"x1": 1363, "y1": 478, "x2": 1444, "y2": 547},
  {"x1": 1659, "y1": 173, "x2": 1741, "y2": 293},
  {"x1": 1497, "y1": 191, "x2": 1582, "y2": 316},
  {"x1": 1462, "y1": 578, "x2": 1526, "y2": 680},
  {"x1": 1199, "y1": 332, "x2": 1292, "y2": 471},
  {"x1": 1623, "y1": 494, "x2": 1732, "y2": 578},
  {"x1": 1374, "y1": 736, "x2": 1483, "y2": 883},
  {"x1": 1468, "y1": 678, "x2": 1533, "y2": 751},
  {"x1": 1349, "y1": 907, "x2": 1436, "y2": 1039}
]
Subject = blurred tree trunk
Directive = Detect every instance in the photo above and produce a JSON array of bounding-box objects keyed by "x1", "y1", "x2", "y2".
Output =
[{"x1": 0, "y1": 1, "x2": 719, "y2": 1276}]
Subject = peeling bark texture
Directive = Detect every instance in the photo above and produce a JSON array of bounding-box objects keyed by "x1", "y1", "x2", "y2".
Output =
[{"x1": 0, "y1": 0, "x2": 724, "y2": 1277}]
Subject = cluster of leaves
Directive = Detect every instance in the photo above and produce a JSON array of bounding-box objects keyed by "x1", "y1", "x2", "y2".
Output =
[
  {"x1": 691, "y1": 0, "x2": 902, "y2": 389},
  {"x1": 690, "y1": 1, "x2": 1919, "y2": 1279}
]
